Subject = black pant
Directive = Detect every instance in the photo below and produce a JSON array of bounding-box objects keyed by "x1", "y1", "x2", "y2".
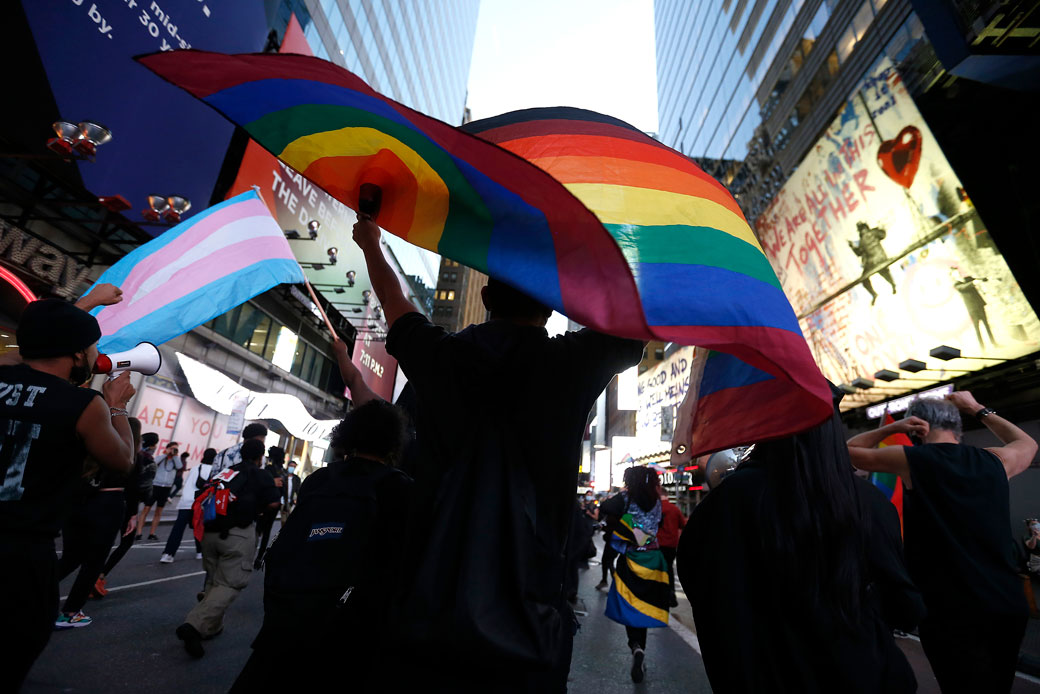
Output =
[
  {"x1": 661, "y1": 545, "x2": 678, "y2": 605},
  {"x1": 919, "y1": 612, "x2": 1027, "y2": 694},
  {"x1": 254, "y1": 507, "x2": 277, "y2": 564},
  {"x1": 0, "y1": 537, "x2": 58, "y2": 691},
  {"x1": 102, "y1": 495, "x2": 138, "y2": 577},
  {"x1": 625, "y1": 626, "x2": 647, "y2": 651},
  {"x1": 57, "y1": 491, "x2": 124, "y2": 613},
  {"x1": 601, "y1": 539, "x2": 618, "y2": 583},
  {"x1": 163, "y1": 508, "x2": 201, "y2": 556}
]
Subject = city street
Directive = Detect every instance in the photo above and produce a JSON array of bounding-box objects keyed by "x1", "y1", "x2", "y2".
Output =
[{"x1": 25, "y1": 527, "x2": 1040, "y2": 693}]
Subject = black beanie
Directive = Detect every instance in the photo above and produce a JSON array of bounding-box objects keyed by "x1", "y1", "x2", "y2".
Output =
[{"x1": 17, "y1": 299, "x2": 102, "y2": 359}]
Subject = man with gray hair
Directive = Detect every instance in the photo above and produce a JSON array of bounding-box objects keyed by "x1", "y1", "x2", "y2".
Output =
[{"x1": 849, "y1": 391, "x2": 1037, "y2": 694}]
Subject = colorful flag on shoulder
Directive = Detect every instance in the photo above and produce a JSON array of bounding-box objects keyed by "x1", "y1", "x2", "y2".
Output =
[
  {"x1": 86, "y1": 190, "x2": 304, "y2": 353},
  {"x1": 870, "y1": 413, "x2": 912, "y2": 534}
]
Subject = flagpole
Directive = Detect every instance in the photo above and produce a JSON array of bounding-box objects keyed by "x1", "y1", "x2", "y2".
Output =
[{"x1": 304, "y1": 278, "x2": 337, "y2": 337}]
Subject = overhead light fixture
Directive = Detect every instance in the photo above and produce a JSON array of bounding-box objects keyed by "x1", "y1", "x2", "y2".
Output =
[
  {"x1": 352, "y1": 307, "x2": 363, "y2": 313},
  {"x1": 851, "y1": 377, "x2": 875, "y2": 390},
  {"x1": 310, "y1": 262, "x2": 325, "y2": 270},
  {"x1": 874, "y1": 369, "x2": 899, "y2": 382},
  {"x1": 98, "y1": 195, "x2": 131, "y2": 212},
  {"x1": 163, "y1": 195, "x2": 191, "y2": 223},
  {"x1": 47, "y1": 121, "x2": 80, "y2": 156},
  {"x1": 333, "y1": 287, "x2": 345, "y2": 294},
  {"x1": 345, "y1": 270, "x2": 356, "y2": 287},
  {"x1": 899, "y1": 358, "x2": 927, "y2": 373},
  {"x1": 142, "y1": 194, "x2": 170, "y2": 222},
  {"x1": 285, "y1": 230, "x2": 301, "y2": 240},
  {"x1": 307, "y1": 220, "x2": 320, "y2": 240},
  {"x1": 362, "y1": 289, "x2": 371, "y2": 303},
  {"x1": 837, "y1": 383, "x2": 858, "y2": 395},
  {"x1": 929, "y1": 345, "x2": 961, "y2": 361},
  {"x1": 327, "y1": 247, "x2": 338, "y2": 265},
  {"x1": 372, "y1": 306, "x2": 383, "y2": 320},
  {"x1": 74, "y1": 121, "x2": 112, "y2": 157}
]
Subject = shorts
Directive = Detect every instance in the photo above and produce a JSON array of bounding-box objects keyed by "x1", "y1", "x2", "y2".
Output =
[{"x1": 153, "y1": 485, "x2": 172, "y2": 507}]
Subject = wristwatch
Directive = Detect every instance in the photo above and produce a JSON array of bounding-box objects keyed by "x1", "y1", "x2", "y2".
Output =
[{"x1": 974, "y1": 407, "x2": 996, "y2": 420}]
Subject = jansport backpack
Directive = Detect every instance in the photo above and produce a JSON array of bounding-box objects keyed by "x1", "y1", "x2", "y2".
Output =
[{"x1": 262, "y1": 461, "x2": 394, "y2": 604}]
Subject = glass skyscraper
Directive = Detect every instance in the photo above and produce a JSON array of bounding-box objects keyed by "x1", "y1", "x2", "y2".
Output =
[{"x1": 274, "y1": 0, "x2": 480, "y2": 125}]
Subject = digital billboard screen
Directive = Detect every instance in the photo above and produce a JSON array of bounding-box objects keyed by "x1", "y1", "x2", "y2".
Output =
[
  {"x1": 22, "y1": 1, "x2": 269, "y2": 232},
  {"x1": 756, "y1": 56, "x2": 1040, "y2": 411}
]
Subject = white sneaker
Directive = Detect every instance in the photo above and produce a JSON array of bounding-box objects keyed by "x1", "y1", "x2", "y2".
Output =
[
  {"x1": 196, "y1": 552, "x2": 202, "y2": 560},
  {"x1": 159, "y1": 553, "x2": 175, "y2": 564}
]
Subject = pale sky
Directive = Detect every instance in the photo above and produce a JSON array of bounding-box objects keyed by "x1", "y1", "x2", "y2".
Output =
[{"x1": 466, "y1": 0, "x2": 659, "y2": 134}]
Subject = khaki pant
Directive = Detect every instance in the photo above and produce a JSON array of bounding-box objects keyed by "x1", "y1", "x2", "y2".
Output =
[{"x1": 185, "y1": 525, "x2": 255, "y2": 637}]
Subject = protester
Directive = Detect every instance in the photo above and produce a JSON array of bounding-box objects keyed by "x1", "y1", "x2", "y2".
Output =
[
  {"x1": 212, "y1": 423, "x2": 268, "y2": 473},
  {"x1": 133, "y1": 434, "x2": 158, "y2": 540},
  {"x1": 1024, "y1": 518, "x2": 1040, "y2": 576},
  {"x1": 656, "y1": 487, "x2": 686, "y2": 607},
  {"x1": 596, "y1": 490, "x2": 622, "y2": 591},
  {"x1": 175, "y1": 438, "x2": 279, "y2": 658},
  {"x1": 253, "y1": 445, "x2": 285, "y2": 569},
  {"x1": 679, "y1": 385, "x2": 921, "y2": 693},
  {"x1": 280, "y1": 458, "x2": 301, "y2": 525},
  {"x1": 599, "y1": 467, "x2": 670, "y2": 683},
  {"x1": 96, "y1": 431, "x2": 156, "y2": 594},
  {"x1": 231, "y1": 400, "x2": 413, "y2": 692},
  {"x1": 140, "y1": 441, "x2": 180, "y2": 541},
  {"x1": 352, "y1": 215, "x2": 644, "y2": 691},
  {"x1": 849, "y1": 391, "x2": 1037, "y2": 693},
  {"x1": 171, "y1": 451, "x2": 189, "y2": 497},
  {"x1": 0, "y1": 299, "x2": 136, "y2": 691},
  {"x1": 54, "y1": 417, "x2": 142, "y2": 629},
  {"x1": 160, "y1": 448, "x2": 215, "y2": 563}
]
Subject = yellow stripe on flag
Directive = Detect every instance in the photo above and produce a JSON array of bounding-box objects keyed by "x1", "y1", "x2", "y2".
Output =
[
  {"x1": 625, "y1": 554, "x2": 670, "y2": 584},
  {"x1": 614, "y1": 573, "x2": 670, "y2": 624}
]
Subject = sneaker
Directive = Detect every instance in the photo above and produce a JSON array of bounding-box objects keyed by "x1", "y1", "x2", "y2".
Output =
[
  {"x1": 91, "y1": 577, "x2": 108, "y2": 598},
  {"x1": 595, "y1": 579, "x2": 608, "y2": 591},
  {"x1": 147, "y1": 534, "x2": 159, "y2": 541},
  {"x1": 196, "y1": 552, "x2": 202, "y2": 560},
  {"x1": 630, "y1": 647, "x2": 646, "y2": 683},
  {"x1": 55, "y1": 611, "x2": 93, "y2": 629},
  {"x1": 135, "y1": 534, "x2": 142, "y2": 541},
  {"x1": 159, "y1": 553, "x2": 175, "y2": 564},
  {"x1": 176, "y1": 623, "x2": 204, "y2": 658}
]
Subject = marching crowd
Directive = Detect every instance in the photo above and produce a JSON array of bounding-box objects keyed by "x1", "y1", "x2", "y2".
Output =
[{"x1": 2, "y1": 215, "x2": 1039, "y2": 693}]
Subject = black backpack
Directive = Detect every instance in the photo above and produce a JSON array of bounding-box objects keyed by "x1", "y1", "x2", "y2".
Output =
[{"x1": 262, "y1": 461, "x2": 394, "y2": 603}]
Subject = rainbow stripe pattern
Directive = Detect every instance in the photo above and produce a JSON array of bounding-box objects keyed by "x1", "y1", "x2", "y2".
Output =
[
  {"x1": 88, "y1": 190, "x2": 304, "y2": 352},
  {"x1": 138, "y1": 51, "x2": 830, "y2": 454}
]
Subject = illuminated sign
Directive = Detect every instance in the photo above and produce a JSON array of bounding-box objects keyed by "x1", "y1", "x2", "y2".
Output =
[
  {"x1": 176, "y1": 352, "x2": 339, "y2": 441},
  {"x1": 0, "y1": 220, "x2": 89, "y2": 298},
  {"x1": 865, "y1": 384, "x2": 954, "y2": 420},
  {"x1": 756, "y1": 57, "x2": 1039, "y2": 410}
]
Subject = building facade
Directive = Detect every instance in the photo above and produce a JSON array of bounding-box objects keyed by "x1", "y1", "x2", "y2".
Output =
[{"x1": 431, "y1": 259, "x2": 488, "y2": 332}]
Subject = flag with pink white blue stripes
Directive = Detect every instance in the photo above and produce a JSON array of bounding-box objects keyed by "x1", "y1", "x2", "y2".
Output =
[{"x1": 86, "y1": 190, "x2": 305, "y2": 353}]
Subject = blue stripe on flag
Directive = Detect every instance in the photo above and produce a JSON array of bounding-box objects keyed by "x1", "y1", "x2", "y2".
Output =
[
  {"x1": 89, "y1": 191, "x2": 264, "y2": 306},
  {"x1": 699, "y1": 351, "x2": 775, "y2": 399},
  {"x1": 98, "y1": 257, "x2": 304, "y2": 353}
]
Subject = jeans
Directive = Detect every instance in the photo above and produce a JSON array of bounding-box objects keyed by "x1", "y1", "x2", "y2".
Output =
[
  {"x1": 58, "y1": 490, "x2": 124, "y2": 613},
  {"x1": 0, "y1": 538, "x2": 57, "y2": 691},
  {"x1": 163, "y1": 509, "x2": 201, "y2": 556}
]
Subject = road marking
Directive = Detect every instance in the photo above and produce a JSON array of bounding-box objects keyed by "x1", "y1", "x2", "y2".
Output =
[
  {"x1": 667, "y1": 614, "x2": 701, "y2": 654},
  {"x1": 60, "y1": 571, "x2": 205, "y2": 601}
]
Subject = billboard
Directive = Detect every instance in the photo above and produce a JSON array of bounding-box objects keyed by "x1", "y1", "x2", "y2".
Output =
[
  {"x1": 22, "y1": 1, "x2": 268, "y2": 231},
  {"x1": 756, "y1": 57, "x2": 1039, "y2": 410},
  {"x1": 636, "y1": 347, "x2": 696, "y2": 445}
]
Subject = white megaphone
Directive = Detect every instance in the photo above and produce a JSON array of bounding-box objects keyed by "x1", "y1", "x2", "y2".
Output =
[{"x1": 94, "y1": 342, "x2": 162, "y2": 378}]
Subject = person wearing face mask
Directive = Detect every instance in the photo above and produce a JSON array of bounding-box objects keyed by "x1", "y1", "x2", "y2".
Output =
[
  {"x1": 280, "y1": 459, "x2": 301, "y2": 525},
  {"x1": 0, "y1": 299, "x2": 136, "y2": 691}
]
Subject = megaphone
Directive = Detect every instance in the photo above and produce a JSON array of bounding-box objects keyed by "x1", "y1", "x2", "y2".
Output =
[{"x1": 94, "y1": 342, "x2": 162, "y2": 377}]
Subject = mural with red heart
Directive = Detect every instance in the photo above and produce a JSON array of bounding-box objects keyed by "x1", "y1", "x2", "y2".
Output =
[{"x1": 876, "y1": 125, "x2": 922, "y2": 189}]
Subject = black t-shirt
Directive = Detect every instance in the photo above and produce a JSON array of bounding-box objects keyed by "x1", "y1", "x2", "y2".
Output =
[
  {"x1": 904, "y1": 442, "x2": 1027, "y2": 618},
  {"x1": 217, "y1": 462, "x2": 279, "y2": 530},
  {"x1": 0, "y1": 364, "x2": 99, "y2": 538},
  {"x1": 386, "y1": 312, "x2": 643, "y2": 601}
]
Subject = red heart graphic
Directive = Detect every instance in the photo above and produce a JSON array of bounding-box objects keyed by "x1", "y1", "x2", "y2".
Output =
[{"x1": 876, "y1": 125, "x2": 922, "y2": 189}]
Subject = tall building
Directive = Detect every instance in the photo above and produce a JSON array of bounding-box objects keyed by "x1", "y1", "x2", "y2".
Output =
[
  {"x1": 432, "y1": 259, "x2": 488, "y2": 332},
  {"x1": 655, "y1": 0, "x2": 1040, "y2": 517}
]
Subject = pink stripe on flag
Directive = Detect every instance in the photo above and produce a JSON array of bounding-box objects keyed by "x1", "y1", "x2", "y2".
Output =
[
  {"x1": 98, "y1": 236, "x2": 294, "y2": 336},
  {"x1": 116, "y1": 198, "x2": 276, "y2": 303}
]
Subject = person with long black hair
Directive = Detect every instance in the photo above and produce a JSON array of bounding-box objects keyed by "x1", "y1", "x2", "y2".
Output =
[
  {"x1": 677, "y1": 386, "x2": 922, "y2": 693},
  {"x1": 599, "y1": 466, "x2": 671, "y2": 683}
]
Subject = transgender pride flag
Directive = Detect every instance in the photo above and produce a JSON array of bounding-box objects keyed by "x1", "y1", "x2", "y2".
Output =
[{"x1": 87, "y1": 190, "x2": 305, "y2": 353}]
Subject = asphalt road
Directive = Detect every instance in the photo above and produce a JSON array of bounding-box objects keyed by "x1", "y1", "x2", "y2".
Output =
[{"x1": 23, "y1": 525, "x2": 1040, "y2": 693}]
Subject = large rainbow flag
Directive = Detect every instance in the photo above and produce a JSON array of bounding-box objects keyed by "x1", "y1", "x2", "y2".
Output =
[{"x1": 137, "y1": 51, "x2": 831, "y2": 455}]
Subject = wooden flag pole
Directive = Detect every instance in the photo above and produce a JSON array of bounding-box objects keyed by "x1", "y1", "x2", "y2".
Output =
[{"x1": 304, "y1": 278, "x2": 337, "y2": 337}]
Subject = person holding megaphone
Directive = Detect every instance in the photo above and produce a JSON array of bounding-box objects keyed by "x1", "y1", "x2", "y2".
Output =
[{"x1": 0, "y1": 299, "x2": 137, "y2": 691}]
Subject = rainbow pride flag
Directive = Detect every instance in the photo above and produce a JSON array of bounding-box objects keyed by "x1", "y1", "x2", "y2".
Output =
[
  {"x1": 871, "y1": 413, "x2": 912, "y2": 534},
  {"x1": 137, "y1": 51, "x2": 830, "y2": 454}
]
